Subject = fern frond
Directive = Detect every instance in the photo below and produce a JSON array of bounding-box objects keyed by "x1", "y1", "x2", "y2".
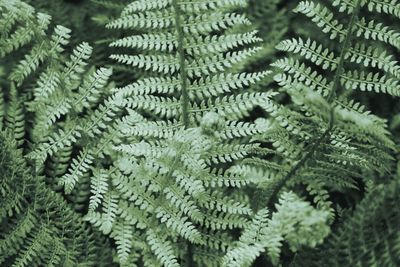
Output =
[
  {"x1": 146, "y1": 230, "x2": 180, "y2": 267},
  {"x1": 89, "y1": 168, "x2": 109, "y2": 212},
  {"x1": 10, "y1": 25, "x2": 71, "y2": 85},
  {"x1": 73, "y1": 67, "x2": 112, "y2": 113},
  {"x1": 5, "y1": 84, "x2": 25, "y2": 147},
  {"x1": 0, "y1": 130, "x2": 113, "y2": 266},
  {"x1": 262, "y1": 0, "x2": 397, "y2": 227},
  {"x1": 112, "y1": 220, "x2": 134, "y2": 264},
  {"x1": 291, "y1": 178, "x2": 400, "y2": 267},
  {"x1": 28, "y1": 126, "x2": 82, "y2": 167},
  {"x1": 60, "y1": 148, "x2": 94, "y2": 194},
  {"x1": 223, "y1": 192, "x2": 330, "y2": 266}
]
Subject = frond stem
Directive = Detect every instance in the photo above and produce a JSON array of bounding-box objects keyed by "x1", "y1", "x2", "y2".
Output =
[
  {"x1": 167, "y1": 3, "x2": 194, "y2": 264},
  {"x1": 172, "y1": 0, "x2": 190, "y2": 128}
]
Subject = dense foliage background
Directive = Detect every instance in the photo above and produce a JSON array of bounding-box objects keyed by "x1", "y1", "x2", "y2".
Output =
[{"x1": 1, "y1": 0, "x2": 400, "y2": 266}]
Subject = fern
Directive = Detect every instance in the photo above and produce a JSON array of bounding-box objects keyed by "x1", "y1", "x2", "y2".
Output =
[
  {"x1": 223, "y1": 191, "x2": 330, "y2": 267},
  {"x1": 0, "y1": 130, "x2": 114, "y2": 266},
  {"x1": 249, "y1": 0, "x2": 398, "y2": 220},
  {"x1": 75, "y1": 0, "x2": 287, "y2": 264},
  {"x1": 290, "y1": 177, "x2": 400, "y2": 266},
  {"x1": 0, "y1": 0, "x2": 120, "y2": 214},
  {"x1": 240, "y1": 0, "x2": 289, "y2": 73},
  {"x1": 218, "y1": 0, "x2": 400, "y2": 263},
  {"x1": 1, "y1": 0, "x2": 400, "y2": 266},
  {"x1": 84, "y1": 0, "x2": 398, "y2": 264}
]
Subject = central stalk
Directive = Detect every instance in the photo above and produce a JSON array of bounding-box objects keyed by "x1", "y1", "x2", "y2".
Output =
[{"x1": 172, "y1": 0, "x2": 190, "y2": 128}]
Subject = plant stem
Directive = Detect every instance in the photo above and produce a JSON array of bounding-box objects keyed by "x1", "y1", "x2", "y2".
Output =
[
  {"x1": 172, "y1": 0, "x2": 190, "y2": 128},
  {"x1": 171, "y1": 0, "x2": 193, "y2": 265}
]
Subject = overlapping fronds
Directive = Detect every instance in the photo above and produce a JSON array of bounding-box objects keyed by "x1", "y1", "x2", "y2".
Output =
[
  {"x1": 250, "y1": 0, "x2": 397, "y2": 222},
  {"x1": 83, "y1": 0, "x2": 281, "y2": 265},
  {"x1": 0, "y1": 0, "x2": 121, "y2": 214},
  {"x1": 0, "y1": 131, "x2": 114, "y2": 267},
  {"x1": 290, "y1": 177, "x2": 400, "y2": 267}
]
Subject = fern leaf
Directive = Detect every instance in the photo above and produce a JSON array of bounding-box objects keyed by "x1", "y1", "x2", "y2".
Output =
[
  {"x1": 10, "y1": 25, "x2": 71, "y2": 85},
  {"x1": 113, "y1": 221, "x2": 134, "y2": 264},
  {"x1": 291, "y1": 179, "x2": 400, "y2": 267},
  {"x1": 89, "y1": 168, "x2": 109, "y2": 212},
  {"x1": 60, "y1": 148, "x2": 94, "y2": 194},
  {"x1": 146, "y1": 230, "x2": 180, "y2": 267},
  {"x1": 73, "y1": 67, "x2": 112, "y2": 113},
  {"x1": 5, "y1": 84, "x2": 25, "y2": 146}
]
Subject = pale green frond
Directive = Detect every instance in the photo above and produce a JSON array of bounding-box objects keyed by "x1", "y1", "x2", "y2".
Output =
[
  {"x1": 188, "y1": 71, "x2": 271, "y2": 99},
  {"x1": 146, "y1": 230, "x2": 180, "y2": 267},
  {"x1": 218, "y1": 121, "x2": 265, "y2": 139},
  {"x1": 183, "y1": 13, "x2": 251, "y2": 35},
  {"x1": 5, "y1": 85, "x2": 25, "y2": 146},
  {"x1": 62, "y1": 41, "x2": 93, "y2": 88},
  {"x1": 81, "y1": 96, "x2": 122, "y2": 138},
  {"x1": 73, "y1": 67, "x2": 112, "y2": 112},
  {"x1": 276, "y1": 38, "x2": 338, "y2": 71},
  {"x1": 186, "y1": 31, "x2": 262, "y2": 56},
  {"x1": 179, "y1": 0, "x2": 247, "y2": 13},
  {"x1": 112, "y1": 221, "x2": 134, "y2": 264},
  {"x1": 363, "y1": 0, "x2": 400, "y2": 19},
  {"x1": 110, "y1": 33, "x2": 177, "y2": 52},
  {"x1": 85, "y1": 192, "x2": 118, "y2": 235},
  {"x1": 347, "y1": 43, "x2": 400, "y2": 79},
  {"x1": 122, "y1": 120, "x2": 182, "y2": 139},
  {"x1": 163, "y1": 185, "x2": 204, "y2": 222},
  {"x1": 355, "y1": 17, "x2": 400, "y2": 49},
  {"x1": 122, "y1": 0, "x2": 172, "y2": 15},
  {"x1": 155, "y1": 207, "x2": 202, "y2": 243},
  {"x1": 10, "y1": 25, "x2": 71, "y2": 85},
  {"x1": 106, "y1": 11, "x2": 174, "y2": 30},
  {"x1": 272, "y1": 58, "x2": 331, "y2": 97},
  {"x1": 202, "y1": 210, "x2": 249, "y2": 231},
  {"x1": 60, "y1": 148, "x2": 94, "y2": 194},
  {"x1": 341, "y1": 70, "x2": 400, "y2": 96},
  {"x1": 205, "y1": 143, "x2": 259, "y2": 164},
  {"x1": 33, "y1": 68, "x2": 61, "y2": 101},
  {"x1": 124, "y1": 95, "x2": 181, "y2": 119},
  {"x1": 27, "y1": 126, "x2": 82, "y2": 168},
  {"x1": 186, "y1": 48, "x2": 261, "y2": 78},
  {"x1": 89, "y1": 168, "x2": 109, "y2": 212},
  {"x1": 110, "y1": 54, "x2": 179, "y2": 74},
  {"x1": 294, "y1": 1, "x2": 346, "y2": 41},
  {"x1": 115, "y1": 77, "x2": 180, "y2": 97}
]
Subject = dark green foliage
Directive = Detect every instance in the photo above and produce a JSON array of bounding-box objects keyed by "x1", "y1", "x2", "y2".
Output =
[
  {"x1": 0, "y1": 0, "x2": 119, "y2": 213},
  {"x1": 291, "y1": 177, "x2": 400, "y2": 267},
  {"x1": 1, "y1": 0, "x2": 400, "y2": 266},
  {"x1": 0, "y1": 130, "x2": 114, "y2": 266},
  {"x1": 244, "y1": 0, "x2": 289, "y2": 68}
]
